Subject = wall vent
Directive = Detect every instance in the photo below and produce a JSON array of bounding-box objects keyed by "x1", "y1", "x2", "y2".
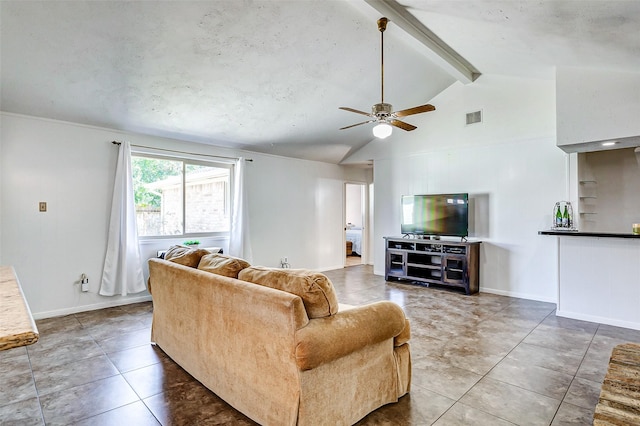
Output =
[{"x1": 466, "y1": 110, "x2": 482, "y2": 125}]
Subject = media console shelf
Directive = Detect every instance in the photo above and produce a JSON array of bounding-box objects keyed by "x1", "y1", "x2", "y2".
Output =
[{"x1": 384, "y1": 237, "x2": 480, "y2": 295}]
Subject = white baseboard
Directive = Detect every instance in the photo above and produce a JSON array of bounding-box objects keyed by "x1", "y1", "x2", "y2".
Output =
[
  {"x1": 318, "y1": 264, "x2": 349, "y2": 272},
  {"x1": 556, "y1": 309, "x2": 640, "y2": 331},
  {"x1": 33, "y1": 295, "x2": 153, "y2": 320},
  {"x1": 480, "y1": 287, "x2": 557, "y2": 304},
  {"x1": 373, "y1": 268, "x2": 557, "y2": 304}
]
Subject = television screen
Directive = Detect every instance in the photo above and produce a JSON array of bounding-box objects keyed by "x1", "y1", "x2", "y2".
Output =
[{"x1": 401, "y1": 193, "x2": 469, "y2": 237}]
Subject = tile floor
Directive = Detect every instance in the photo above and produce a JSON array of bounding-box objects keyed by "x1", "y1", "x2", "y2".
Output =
[
  {"x1": 345, "y1": 255, "x2": 363, "y2": 267},
  {"x1": 2, "y1": 265, "x2": 640, "y2": 425}
]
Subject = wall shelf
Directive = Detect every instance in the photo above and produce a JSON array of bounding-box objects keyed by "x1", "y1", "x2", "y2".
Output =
[{"x1": 578, "y1": 176, "x2": 598, "y2": 228}]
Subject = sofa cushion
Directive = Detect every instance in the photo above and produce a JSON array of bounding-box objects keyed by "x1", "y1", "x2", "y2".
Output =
[
  {"x1": 238, "y1": 267, "x2": 339, "y2": 319},
  {"x1": 197, "y1": 253, "x2": 250, "y2": 278},
  {"x1": 164, "y1": 245, "x2": 211, "y2": 268}
]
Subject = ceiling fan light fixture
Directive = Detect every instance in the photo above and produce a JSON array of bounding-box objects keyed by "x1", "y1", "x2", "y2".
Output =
[
  {"x1": 373, "y1": 122, "x2": 392, "y2": 139},
  {"x1": 338, "y1": 17, "x2": 435, "y2": 134}
]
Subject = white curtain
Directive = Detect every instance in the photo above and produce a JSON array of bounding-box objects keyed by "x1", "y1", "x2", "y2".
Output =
[
  {"x1": 100, "y1": 141, "x2": 146, "y2": 296},
  {"x1": 228, "y1": 157, "x2": 252, "y2": 261}
]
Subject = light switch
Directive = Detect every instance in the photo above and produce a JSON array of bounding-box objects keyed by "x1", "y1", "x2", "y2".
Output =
[{"x1": 39, "y1": 202, "x2": 47, "y2": 212}]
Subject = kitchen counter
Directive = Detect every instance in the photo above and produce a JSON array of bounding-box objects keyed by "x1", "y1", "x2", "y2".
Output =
[
  {"x1": 539, "y1": 230, "x2": 640, "y2": 239},
  {"x1": 0, "y1": 266, "x2": 39, "y2": 351},
  {"x1": 539, "y1": 233, "x2": 640, "y2": 330}
]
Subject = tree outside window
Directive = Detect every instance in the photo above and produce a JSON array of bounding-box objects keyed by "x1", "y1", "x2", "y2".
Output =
[{"x1": 131, "y1": 155, "x2": 230, "y2": 237}]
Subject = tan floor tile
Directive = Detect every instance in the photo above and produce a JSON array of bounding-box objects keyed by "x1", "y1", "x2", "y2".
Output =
[
  {"x1": 97, "y1": 327, "x2": 152, "y2": 354},
  {"x1": 487, "y1": 357, "x2": 574, "y2": 399},
  {"x1": 106, "y1": 344, "x2": 164, "y2": 373},
  {"x1": 73, "y1": 401, "x2": 160, "y2": 426},
  {"x1": 122, "y1": 353, "x2": 199, "y2": 400},
  {"x1": 0, "y1": 369, "x2": 38, "y2": 407},
  {"x1": 28, "y1": 339, "x2": 105, "y2": 370},
  {"x1": 39, "y1": 375, "x2": 138, "y2": 424},
  {"x1": 551, "y1": 402, "x2": 594, "y2": 425},
  {"x1": 412, "y1": 355, "x2": 483, "y2": 400},
  {"x1": 143, "y1": 379, "x2": 256, "y2": 425},
  {"x1": 595, "y1": 324, "x2": 640, "y2": 342},
  {"x1": 563, "y1": 377, "x2": 602, "y2": 410},
  {"x1": 541, "y1": 313, "x2": 599, "y2": 334},
  {"x1": 523, "y1": 324, "x2": 593, "y2": 358},
  {"x1": 32, "y1": 354, "x2": 119, "y2": 396},
  {"x1": 460, "y1": 377, "x2": 561, "y2": 426},
  {"x1": 0, "y1": 396, "x2": 43, "y2": 425},
  {"x1": 507, "y1": 342, "x2": 584, "y2": 376},
  {"x1": 359, "y1": 386, "x2": 455, "y2": 425},
  {"x1": 576, "y1": 349, "x2": 610, "y2": 384},
  {"x1": 0, "y1": 345, "x2": 27, "y2": 361},
  {"x1": 433, "y1": 402, "x2": 516, "y2": 426},
  {"x1": 119, "y1": 301, "x2": 154, "y2": 316}
]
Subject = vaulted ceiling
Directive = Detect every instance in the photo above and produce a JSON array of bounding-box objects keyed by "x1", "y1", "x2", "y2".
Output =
[{"x1": 1, "y1": 1, "x2": 639, "y2": 164}]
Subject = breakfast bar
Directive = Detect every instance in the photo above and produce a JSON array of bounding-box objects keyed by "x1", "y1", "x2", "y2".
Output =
[
  {"x1": 539, "y1": 231, "x2": 640, "y2": 330},
  {"x1": 0, "y1": 266, "x2": 39, "y2": 351}
]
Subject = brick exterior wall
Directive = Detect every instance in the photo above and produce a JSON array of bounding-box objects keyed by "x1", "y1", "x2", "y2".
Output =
[{"x1": 137, "y1": 168, "x2": 230, "y2": 236}]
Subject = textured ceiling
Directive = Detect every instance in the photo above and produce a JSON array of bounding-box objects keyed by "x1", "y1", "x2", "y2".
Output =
[
  {"x1": 1, "y1": 1, "x2": 639, "y2": 164},
  {"x1": 403, "y1": 0, "x2": 640, "y2": 79}
]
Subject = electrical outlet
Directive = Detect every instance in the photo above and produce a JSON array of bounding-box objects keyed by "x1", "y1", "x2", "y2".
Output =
[
  {"x1": 80, "y1": 273, "x2": 89, "y2": 292},
  {"x1": 39, "y1": 202, "x2": 47, "y2": 212}
]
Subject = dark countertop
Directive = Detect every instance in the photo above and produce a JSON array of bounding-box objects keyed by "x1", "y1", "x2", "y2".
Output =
[{"x1": 539, "y1": 230, "x2": 640, "y2": 239}]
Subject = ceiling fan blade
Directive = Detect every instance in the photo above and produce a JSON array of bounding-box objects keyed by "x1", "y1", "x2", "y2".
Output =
[
  {"x1": 339, "y1": 107, "x2": 373, "y2": 117},
  {"x1": 389, "y1": 119, "x2": 417, "y2": 131},
  {"x1": 340, "y1": 120, "x2": 375, "y2": 130},
  {"x1": 393, "y1": 104, "x2": 436, "y2": 117}
]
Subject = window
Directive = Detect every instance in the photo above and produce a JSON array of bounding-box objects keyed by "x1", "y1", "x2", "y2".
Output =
[{"x1": 131, "y1": 154, "x2": 231, "y2": 237}]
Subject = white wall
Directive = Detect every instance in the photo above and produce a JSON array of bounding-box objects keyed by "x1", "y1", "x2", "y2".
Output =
[
  {"x1": 0, "y1": 113, "x2": 367, "y2": 318},
  {"x1": 345, "y1": 74, "x2": 566, "y2": 302},
  {"x1": 0, "y1": 115, "x2": 3, "y2": 263},
  {"x1": 245, "y1": 154, "x2": 362, "y2": 269},
  {"x1": 556, "y1": 67, "x2": 640, "y2": 151},
  {"x1": 345, "y1": 183, "x2": 363, "y2": 227}
]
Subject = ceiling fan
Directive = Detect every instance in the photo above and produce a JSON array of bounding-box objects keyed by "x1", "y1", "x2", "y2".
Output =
[{"x1": 339, "y1": 17, "x2": 435, "y2": 139}]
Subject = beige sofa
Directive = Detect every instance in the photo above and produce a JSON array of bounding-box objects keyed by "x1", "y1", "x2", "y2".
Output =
[{"x1": 148, "y1": 248, "x2": 411, "y2": 426}]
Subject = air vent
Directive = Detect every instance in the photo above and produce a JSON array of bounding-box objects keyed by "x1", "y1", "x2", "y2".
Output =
[{"x1": 466, "y1": 110, "x2": 482, "y2": 125}]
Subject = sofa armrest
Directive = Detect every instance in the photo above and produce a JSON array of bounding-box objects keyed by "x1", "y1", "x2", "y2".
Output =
[
  {"x1": 295, "y1": 301, "x2": 407, "y2": 371},
  {"x1": 395, "y1": 318, "x2": 411, "y2": 347}
]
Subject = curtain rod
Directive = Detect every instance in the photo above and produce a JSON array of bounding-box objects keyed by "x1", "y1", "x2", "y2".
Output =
[{"x1": 111, "y1": 141, "x2": 253, "y2": 162}]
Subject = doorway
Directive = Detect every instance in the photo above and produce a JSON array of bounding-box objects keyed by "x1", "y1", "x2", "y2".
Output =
[{"x1": 345, "y1": 183, "x2": 366, "y2": 267}]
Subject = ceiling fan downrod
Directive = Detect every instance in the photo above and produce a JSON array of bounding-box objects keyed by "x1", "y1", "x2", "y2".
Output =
[
  {"x1": 378, "y1": 17, "x2": 388, "y2": 104},
  {"x1": 338, "y1": 16, "x2": 435, "y2": 136}
]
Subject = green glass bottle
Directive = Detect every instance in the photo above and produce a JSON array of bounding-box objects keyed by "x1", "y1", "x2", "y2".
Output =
[
  {"x1": 555, "y1": 205, "x2": 562, "y2": 227},
  {"x1": 562, "y1": 205, "x2": 569, "y2": 228}
]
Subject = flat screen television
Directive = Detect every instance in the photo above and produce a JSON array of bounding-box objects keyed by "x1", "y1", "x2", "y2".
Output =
[{"x1": 401, "y1": 193, "x2": 469, "y2": 237}]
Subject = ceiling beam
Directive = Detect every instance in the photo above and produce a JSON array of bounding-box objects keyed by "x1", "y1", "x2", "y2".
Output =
[{"x1": 364, "y1": 0, "x2": 481, "y2": 84}]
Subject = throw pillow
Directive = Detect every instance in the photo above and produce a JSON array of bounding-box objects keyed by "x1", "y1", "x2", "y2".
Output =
[
  {"x1": 164, "y1": 245, "x2": 211, "y2": 268},
  {"x1": 197, "y1": 253, "x2": 250, "y2": 278},
  {"x1": 238, "y1": 266, "x2": 339, "y2": 319}
]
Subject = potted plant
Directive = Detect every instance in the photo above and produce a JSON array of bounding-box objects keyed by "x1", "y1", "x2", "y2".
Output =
[{"x1": 183, "y1": 240, "x2": 200, "y2": 249}]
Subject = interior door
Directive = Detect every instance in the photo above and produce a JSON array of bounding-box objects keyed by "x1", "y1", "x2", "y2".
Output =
[{"x1": 345, "y1": 183, "x2": 366, "y2": 266}]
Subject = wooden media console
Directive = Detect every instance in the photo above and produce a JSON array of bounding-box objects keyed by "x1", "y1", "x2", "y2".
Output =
[{"x1": 384, "y1": 237, "x2": 480, "y2": 295}]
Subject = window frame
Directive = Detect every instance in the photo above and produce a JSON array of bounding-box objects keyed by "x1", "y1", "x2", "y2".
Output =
[{"x1": 131, "y1": 151, "x2": 234, "y2": 240}]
